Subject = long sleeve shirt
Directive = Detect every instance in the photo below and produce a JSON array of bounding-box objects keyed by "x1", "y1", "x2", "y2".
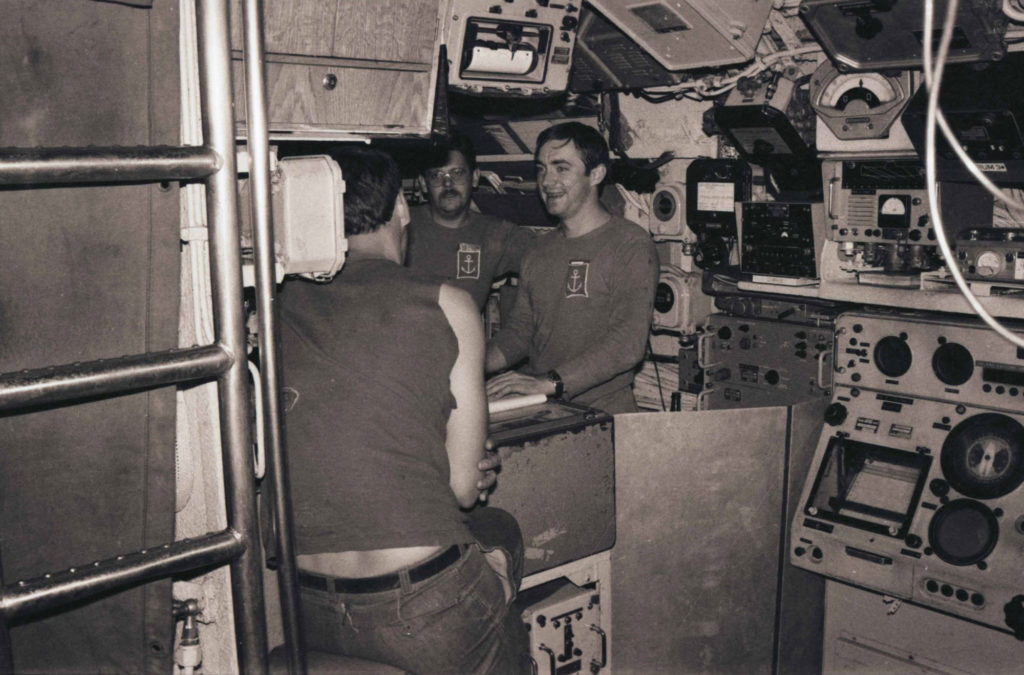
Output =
[
  {"x1": 405, "y1": 206, "x2": 536, "y2": 310},
  {"x1": 489, "y1": 215, "x2": 659, "y2": 413}
]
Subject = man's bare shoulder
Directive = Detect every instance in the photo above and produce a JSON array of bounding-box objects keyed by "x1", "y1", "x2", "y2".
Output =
[{"x1": 438, "y1": 283, "x2": 478, "y2": 319}]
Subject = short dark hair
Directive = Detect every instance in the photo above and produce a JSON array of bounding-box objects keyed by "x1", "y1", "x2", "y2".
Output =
[
  {"x1": 535, "y1": 122, "x2": 609, "y2": 175},
  {"x1": 422, "y1": 130, "x2": 477, "y2": 172},
  {"x1": 326, "y1": 146, "x2": 402, "y2": 236}
]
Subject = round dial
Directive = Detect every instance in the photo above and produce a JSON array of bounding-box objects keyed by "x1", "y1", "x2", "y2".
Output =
[
  {"x1": 874, "y1": 335, "x2": 913, "y2": 378},
  {"x1": 932, "y1": 342, "x2": 974, "y2": 386},
  {"x1": 941, "y1": 413, "x2": 1024, "y2": 499},
  {"x1": 810, "y1": 62, "x2": 912, "y2": 141},
  {"x1": 928, "y1": 499, "x2": 998, "y2": 567},
  {"x1": 880, "y1": 196, "x2": 907, "y2": 216},
  {"x1": 819, "y1": 72, "x2": 899, "y2": 113},
  {"x1": 975, "y1": 250, "x2": 1003, "y2": 277}
]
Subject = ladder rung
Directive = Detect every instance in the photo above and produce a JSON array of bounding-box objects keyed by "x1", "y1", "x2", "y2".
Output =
[
  {"x1": 0, "y1": 529, "x2": 244, "y2": 623},
  {"x1": 0, "y1": 344, "x2": 232, "y2": 412},
  {"x1": 0, "y1": 146, "x2": 220, "y2": 185}
]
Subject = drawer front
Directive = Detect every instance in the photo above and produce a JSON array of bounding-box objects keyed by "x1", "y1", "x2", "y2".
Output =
[
  {"x1": 233, "y1": 59, "x2": 434, "y2": 136},
  {"x1": 231, "y1": 0, "x2": 440, "y2": 64}
]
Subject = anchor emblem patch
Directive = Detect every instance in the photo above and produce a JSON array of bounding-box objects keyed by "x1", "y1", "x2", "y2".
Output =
[
  {"x1": 456, "y1": 243, "x2": 481, "y2": 280},
  {"x1": 565, "y1": 260, "x2": 589, "y2": 298}
]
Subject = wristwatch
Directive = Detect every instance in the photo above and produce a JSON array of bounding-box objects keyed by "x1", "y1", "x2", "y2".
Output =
[{"x1": 546, "y1": 370, "x2": 564, "y2": 399}]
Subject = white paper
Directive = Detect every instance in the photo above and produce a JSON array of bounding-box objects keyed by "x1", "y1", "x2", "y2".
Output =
[
  {"x1": 464, "y1": 46, "x2": 535, "y2": 76},
  {"x1": 487, "y1": 393, "x2": 548, "y2": 415}
]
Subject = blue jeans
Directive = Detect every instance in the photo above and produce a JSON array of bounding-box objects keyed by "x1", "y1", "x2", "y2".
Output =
[{"x1": 300, "y1": 507, "x2": 530, "y2": 674}]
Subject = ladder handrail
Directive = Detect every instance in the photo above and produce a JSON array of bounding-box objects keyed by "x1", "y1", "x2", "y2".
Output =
[
  {"x1": 196, "y1": 0, "x2": 268, "y2": 671},
  {"x1": 0, "y1": 1, "x2": 271, "y2": 672},
  {"x1": 1, "y1": 530, "x2": 244, "y2": 623},
  {"x1": 0, "y1": 145, "x2": 220, "y2": 185},
  {"x1": 0, "y1": 344, "x2": 231, "y2": 411},
  {"x1": 239, "y1": 0, "x2": 306, "y2": 673}
]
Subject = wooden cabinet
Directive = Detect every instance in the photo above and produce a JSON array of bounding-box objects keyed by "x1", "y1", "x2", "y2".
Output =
[{"x1": 230, "y1": 0, "x2": 444, "y2": 139}]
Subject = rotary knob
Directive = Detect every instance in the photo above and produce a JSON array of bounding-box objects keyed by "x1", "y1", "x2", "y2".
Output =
[
  {"x1": 824, "y1": 402, "x2": 848, "y2": 426},
  {"x1": 1003, "y1": 595, "x2": 1024, "y2": 640}
]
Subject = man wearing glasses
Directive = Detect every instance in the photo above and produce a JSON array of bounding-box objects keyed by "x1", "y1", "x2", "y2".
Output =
[{"x1": 406, "y1": 131, "x2": 536, "y2": 311}]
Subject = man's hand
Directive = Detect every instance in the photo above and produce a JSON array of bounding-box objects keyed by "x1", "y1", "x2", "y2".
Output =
[
  {"x1": 475, "y1": 451, "x2": 501, "y2": 503},
  {"x1": 486, "y1": 370, "x2": 552, "y2": 400}
]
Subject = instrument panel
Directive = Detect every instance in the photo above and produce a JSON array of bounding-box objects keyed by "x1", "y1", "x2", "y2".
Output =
[
  {"x1": 833, "y1": 311, "x2": 1024, "y2": 411},
  {"x1": 698, "y1": 314, "x2": 833, "y2": 410},
  {"x1": 792, "y1": 310, "x2": 1024, "y2": 636}
]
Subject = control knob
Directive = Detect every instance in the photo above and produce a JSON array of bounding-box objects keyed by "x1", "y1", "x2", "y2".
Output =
[
  {"x1": 824, "y1": 402, "x2": 848, "y2": 426},
  {"x1": 1004, "y1": 595, "x2": 1024, "y2": 640}
]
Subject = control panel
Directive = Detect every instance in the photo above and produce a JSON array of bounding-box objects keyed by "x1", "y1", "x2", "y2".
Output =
[
  {"x1": 822, "y1": 159, "x2": 993, "y2": 274},
  {"x1": 833, "y1": 311, "x2": 1024, "y2": 410},
  {"x1": 792, "y1": 310, "x2": 1024, "y2": 636},
  {"x1": 698, "y1": 314, "x2": 833, "y2": 410},
  {"x1": 519, "y1": 579, "x2": 605, "y2": 675},
  {"x1": 739, "y1": 201, "x2": 824, "y2": 280},
  {"x1": 957, "y1": 228, "x2": 1024, "y2": 283},
  {"x1": 684, "y1": 158, "x2": 751, "y2": 269}
]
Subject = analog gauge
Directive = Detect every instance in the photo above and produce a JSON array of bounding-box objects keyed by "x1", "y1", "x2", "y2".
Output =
[
  {"x1": 819, "y1": 72, "x2": 899, "y2": 112},
  {"x1": 810, "y1": 62, "x2": 913, "y2": 141},
  {"x1": 878, "y1": 195, "x2": 910, "y2": 228},
  {"x1": 975, "y1": 250, "x2": 1003, "y2": 277},
  {"x1": 880, "y1": 196, "x2": 907, "y2": 216}
]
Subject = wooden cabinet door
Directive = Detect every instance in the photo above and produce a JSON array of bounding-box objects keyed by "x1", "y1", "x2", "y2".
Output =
[
  {"x1": 230, "y1": 0, "x2": 442, "y2": 138},
  {"x1": 231, "y1": 0, "x2": 335, "y2": 57},
  {"x1": 331, "y1": 0, "x2": 439, "y2": 64}
]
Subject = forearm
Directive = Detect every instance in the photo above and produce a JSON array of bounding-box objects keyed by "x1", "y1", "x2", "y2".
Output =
[
  {"x1": 486, "y1": 279, "x2": 533, "y2": 372},
  {"x1": 439, "y1": 285, "x2": 489, "y2": 508},
  {"x1": 557, "y1": 310, "x2": 651, "y2": 396},
  {"x1": 485, "y1": 342, "x2": 509, "y2": 374},
  {"x1": 446, "y1": 401, "x2": 487, "y2": 508}
]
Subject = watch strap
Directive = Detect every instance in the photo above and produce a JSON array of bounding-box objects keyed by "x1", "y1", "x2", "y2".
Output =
[{"x1": 546, "y1": 370, "x2": 564, "y2": 399}]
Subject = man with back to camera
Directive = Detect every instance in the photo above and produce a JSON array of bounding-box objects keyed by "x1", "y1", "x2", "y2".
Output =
[
  {"x1": 485, "y1": 122, "x2": 660, "y2": 415},
  {"x1": 405, "y1": 130, "x2": 535, "y2": 312},
  {"x1": 279, "y1": 146, "x2": 529, "y2": 674}
]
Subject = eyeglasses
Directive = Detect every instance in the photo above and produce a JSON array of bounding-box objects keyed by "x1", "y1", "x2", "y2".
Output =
[{"x1": 424, "y1": 167, "x2": 469, "y2": 184}]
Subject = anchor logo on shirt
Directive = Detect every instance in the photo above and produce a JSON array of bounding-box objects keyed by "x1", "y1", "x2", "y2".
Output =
[
  {"x1": 565, "y1": 260, "x2": 589, "y2": 298},
  {"x1": 456, "y1": 243, "x2": 481, "y2": 280}
]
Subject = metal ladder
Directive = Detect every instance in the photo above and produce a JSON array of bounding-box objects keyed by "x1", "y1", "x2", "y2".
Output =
[{"x1": 0, "y1": 1, "x2": 302, "y2": 673}]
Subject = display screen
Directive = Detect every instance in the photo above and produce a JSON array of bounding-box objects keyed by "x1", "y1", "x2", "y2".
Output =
[
  {"x1": 805, "y1": 437, "x2": 931, "y2": 537},
  {"x1": 982, "y1": 364, "x2": 1024, "y2": 387},
  {"x1": 958, "y1": 126, "x2": 990, "y2": 142},
  {"x1": 696, "y1": 182, "x2": 735, "y2": 213}
]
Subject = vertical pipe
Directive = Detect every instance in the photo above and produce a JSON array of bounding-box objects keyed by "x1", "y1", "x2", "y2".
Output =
[
  {"x1": 0, "y1": 554, "x2": 14, "y2": 675},
  {"x1": 240, "y1": 1, "x2": 306, "y2": 673},
  {"x1": 195, "y1": 1, "x2": 269, "y2": 672}
]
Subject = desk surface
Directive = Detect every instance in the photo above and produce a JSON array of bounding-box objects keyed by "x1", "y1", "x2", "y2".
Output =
[{"x1": 487, "y1": 399, "x2": 611, "y2": 450}]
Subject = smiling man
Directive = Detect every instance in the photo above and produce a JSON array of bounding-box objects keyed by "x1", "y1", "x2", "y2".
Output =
[
  {"x1": 485, "y1": 122, "x2": 660, "y2": 414},
  {"x1": 406, "y1": 131, "x2": 535, "y2": 311}
]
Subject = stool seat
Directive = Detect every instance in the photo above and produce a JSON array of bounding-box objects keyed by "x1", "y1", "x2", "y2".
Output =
[{"x1": 268, "y1": 645, "x2": 406, "y2": 674}]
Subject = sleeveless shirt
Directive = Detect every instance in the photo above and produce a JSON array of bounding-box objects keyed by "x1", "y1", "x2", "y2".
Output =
[{"x1": 280, "y1": 258, "x2": 472, "y2": 553}]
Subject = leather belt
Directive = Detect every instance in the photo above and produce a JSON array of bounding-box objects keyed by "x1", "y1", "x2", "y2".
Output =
[{"x1": 298, "y1": 543, "x2": 465, "y2": 594}]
